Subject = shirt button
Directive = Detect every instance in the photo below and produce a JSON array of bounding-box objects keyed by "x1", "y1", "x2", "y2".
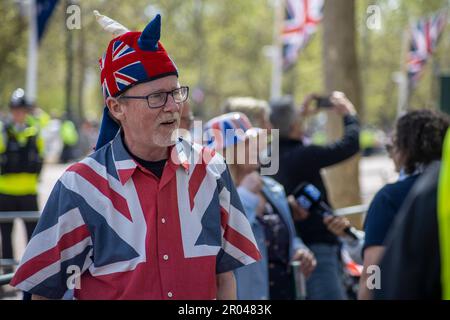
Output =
[
  {"x1": 163, "y1": 254, "x2": 169, "y2": 261},
  {"x1": 161, "y1": 218, "x2": 166, "y2": 224},
  {"x1": 167, "y1": 292, "x2": 173, "y2": 298}
]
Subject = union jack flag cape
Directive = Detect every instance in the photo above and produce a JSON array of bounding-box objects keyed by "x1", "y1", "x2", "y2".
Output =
[{"x1": 10, "y1": 133, "x2": 261, "y2": 299}]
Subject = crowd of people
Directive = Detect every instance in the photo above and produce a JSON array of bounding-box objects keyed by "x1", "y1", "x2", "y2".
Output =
[{"x1": 1, "y1": 11, "x2": 449, "y2": 300}]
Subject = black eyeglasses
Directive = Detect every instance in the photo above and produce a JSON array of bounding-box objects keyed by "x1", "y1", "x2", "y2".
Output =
[{"x1": 119, "y1": 86, "x2": 189, "y2": 109}]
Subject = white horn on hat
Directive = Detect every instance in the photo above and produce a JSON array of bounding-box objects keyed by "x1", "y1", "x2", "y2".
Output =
[{"x1": 93, "y1": 10, "x2": 129, "y2": 37}]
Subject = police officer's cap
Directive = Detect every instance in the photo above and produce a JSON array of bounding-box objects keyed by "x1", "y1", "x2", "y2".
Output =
[{"x1": 10, "y1": 88, "x2": 32, "y2": 109}]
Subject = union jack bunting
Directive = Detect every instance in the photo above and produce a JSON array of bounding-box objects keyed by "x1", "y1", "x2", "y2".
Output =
[
  {"x1": 407, "y1": 9, "x2": 448, "y2": 88},
  {"x1": 10, "y1": 133, "x2": 261, "y2": 299},
  {"x1": 282, "y1": 0, "x2": 324, "y2": 70}
]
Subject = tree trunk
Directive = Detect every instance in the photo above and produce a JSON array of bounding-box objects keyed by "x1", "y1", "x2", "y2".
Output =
[{"x1": 322, "y1": 0, "x2": 363, "y2": 228}]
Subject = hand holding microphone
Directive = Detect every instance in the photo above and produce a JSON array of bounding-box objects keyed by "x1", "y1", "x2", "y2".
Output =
[
  {"x1": 323, "y1": 215, "x2": 352, "y2": 238},
  {"x1": 291, "y1": 183, "x2": 360, "y2": 240}
]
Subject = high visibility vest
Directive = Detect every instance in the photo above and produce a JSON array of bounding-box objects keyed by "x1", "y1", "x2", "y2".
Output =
[
  {"x1": 27, "y1": 110, "x2": 51, "y2": 130},
  {"x1": 61, "y1": 120, "x2": 79, "y2": 146},
  {"x1": 438, "y1": 129, "x2": 450, "y2": 300},
  {"x1": 0, "y1": 121, "x2": 44, "y2": 196}
]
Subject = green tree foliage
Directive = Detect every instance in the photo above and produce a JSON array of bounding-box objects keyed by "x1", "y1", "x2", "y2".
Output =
[{"x1": 0, "y1": 1, "x2": 27, "y2": 112}]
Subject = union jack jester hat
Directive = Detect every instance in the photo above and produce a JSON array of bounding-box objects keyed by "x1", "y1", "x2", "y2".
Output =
[{"x1": 95, "y1": 12, "x2": 178, "y2": 150}]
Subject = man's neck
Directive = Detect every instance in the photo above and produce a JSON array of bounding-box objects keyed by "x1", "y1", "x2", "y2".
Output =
[{"x1": 123, "y1": 134, "x2": 169, "y2": 162}]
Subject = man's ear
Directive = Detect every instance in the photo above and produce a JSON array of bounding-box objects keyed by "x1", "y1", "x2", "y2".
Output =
[{"x1": 106, "y1": 97, "x2": 125, "y2": 122}]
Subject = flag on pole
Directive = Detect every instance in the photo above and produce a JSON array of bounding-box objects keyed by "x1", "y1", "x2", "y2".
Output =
[
  {"x1": 282, "y1": 0, "x2": 324, "y2": 70},
  {"x1": 25, "y1": 0, "x2": 59, "y2": 103},
  {"x1": 407, "y1": 9, "x2": 448, "y2": 88},
  {"x1": 36, "y1": 0, "x2": 59, "y2": 43}
]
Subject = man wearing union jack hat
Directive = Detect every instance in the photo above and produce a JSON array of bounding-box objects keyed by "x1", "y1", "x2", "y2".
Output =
[{"x1": 10, "y1": 13, "x2": 261, "y2": 300}]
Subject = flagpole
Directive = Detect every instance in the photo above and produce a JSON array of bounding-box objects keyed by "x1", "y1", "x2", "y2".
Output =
[
  {"x1": 396, "y1": 27, "x2": 410, "y2": 118},
  {"x1": 270, "y1": 0, "x2": 284, "y2": 100},
  {"x1": 26, "y1": 0, "x2": 38, "y2": 104}
]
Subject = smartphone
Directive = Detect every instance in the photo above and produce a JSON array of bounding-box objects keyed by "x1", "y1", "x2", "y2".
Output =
[{"x1": 314, "y1": 96, "x2": 332, "y2": 108}]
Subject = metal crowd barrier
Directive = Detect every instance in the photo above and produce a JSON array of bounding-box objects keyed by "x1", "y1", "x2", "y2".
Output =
[
  {"x1": 0, "y1": 273, "x2": 14, "y2": 286},
  {"x1": 0, "y1": 206, "x2": 367, "y2": 222},
  {"x1": 0, "y1": 211, "x2": 41, "y2": 223},
  {"x1": 0, "y1": 211, "x2": 41, "y2": 289},
  {"x1": 0, "y1": 206, "x2": 368, "y2": 289},
  {"x1": 334, "y1": 204, "x2": 369, "y2": 217}
]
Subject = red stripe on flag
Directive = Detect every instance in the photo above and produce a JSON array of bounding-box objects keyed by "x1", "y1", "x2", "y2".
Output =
[
  {"x1": 188, "y1": 163, "x2": 207, "y2": 210},
  {"x1": 102, "y1": 40, "x2": 140, "y2": 95},
  {"x1": 68, "y1": 163, "x2": 133, "y2": 221},
  {"x1": 10, "y1": 225, "x2": 90, "y2": 286},
  {"x1": 220, "y1": 208, "x2": 261, "y2": 261},
  {"x1": 115, "y1": 71, "x2": 137, "y2": 83},
  {"x1": 113, "y1": 41, "x2": 126, "y2": 55}
]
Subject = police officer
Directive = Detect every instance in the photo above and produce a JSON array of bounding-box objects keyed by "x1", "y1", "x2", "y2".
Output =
[
  {"x1": 0, "y1": 88, "x2": 44, "y2": 266},
  {"x1": 59, "y1": 116, "x2": 79, "y2": 163}
]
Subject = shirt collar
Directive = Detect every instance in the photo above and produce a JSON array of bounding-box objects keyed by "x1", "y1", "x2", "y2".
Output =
[
  {"x1": 398, "y1": 164, "x2": 426, "y2": 181},
  {"x1": 111, "y1": 131, "x2": 190, "y2": 185}
]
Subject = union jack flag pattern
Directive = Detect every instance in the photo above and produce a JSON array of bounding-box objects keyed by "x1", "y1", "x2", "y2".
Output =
[
  {"x1": 10, "y1": 133, "x2": 261, "y2": 299},
  {"x1": 100, "y1": 40, "x2": 147, "y2": 100},
  {"x1": 283, "y1": 0, "x2": 324, "y2": 70},
  {"x1": 203, "y1": 112, "x2": 254, "y2": 151},
  {"x1": 407, "y1": 9, "x2": 448, "y2": 88}
]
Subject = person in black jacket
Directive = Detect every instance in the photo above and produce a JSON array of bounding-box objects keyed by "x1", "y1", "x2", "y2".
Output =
[
  {"x1": 270, "y1": 91, "x2": 360, "y2": 299},
  {"x1": 373, "y1": 161, "x2": 441, "y2": 299}
]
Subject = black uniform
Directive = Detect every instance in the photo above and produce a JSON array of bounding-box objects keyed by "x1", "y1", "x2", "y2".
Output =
[
  {"x1": 273, "y1": 115, "x2": 360, "y2": 245},
  {"x1": 374, "y1": 161, "x2": 441, "y2": 299}
]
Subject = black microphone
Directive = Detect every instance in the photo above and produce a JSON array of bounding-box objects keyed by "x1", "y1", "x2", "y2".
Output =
[{"x1": 292, "y1": 183, "x2": 359, "y2": 240}]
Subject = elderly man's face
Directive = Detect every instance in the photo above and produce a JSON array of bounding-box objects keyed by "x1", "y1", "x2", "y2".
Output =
[{"x1": 110, "y1": 75, "x2": 181, "y2": 149}]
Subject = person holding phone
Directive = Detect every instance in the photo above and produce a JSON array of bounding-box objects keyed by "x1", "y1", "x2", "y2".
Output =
[{"x1": 269, "y1": 91, "x2": 360, "y2": 300}]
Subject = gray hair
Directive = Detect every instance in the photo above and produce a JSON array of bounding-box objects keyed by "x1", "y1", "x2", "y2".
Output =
[
  {"x1": 221, "y1": 97, "x2": 270, "y2": 128},
  {"x1": 269, "y1": 95, "x2": 296, "y2": 138}
]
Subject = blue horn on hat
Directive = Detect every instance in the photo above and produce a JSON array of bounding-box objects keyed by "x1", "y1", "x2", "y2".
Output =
[{"x1": 138, "y1": 14, "x2": 161, "y2": 51}]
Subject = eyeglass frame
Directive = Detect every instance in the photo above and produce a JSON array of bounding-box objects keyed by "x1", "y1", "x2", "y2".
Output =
[{"x1": 118, "y1": 86, "x2": 190, "y2": 109}]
